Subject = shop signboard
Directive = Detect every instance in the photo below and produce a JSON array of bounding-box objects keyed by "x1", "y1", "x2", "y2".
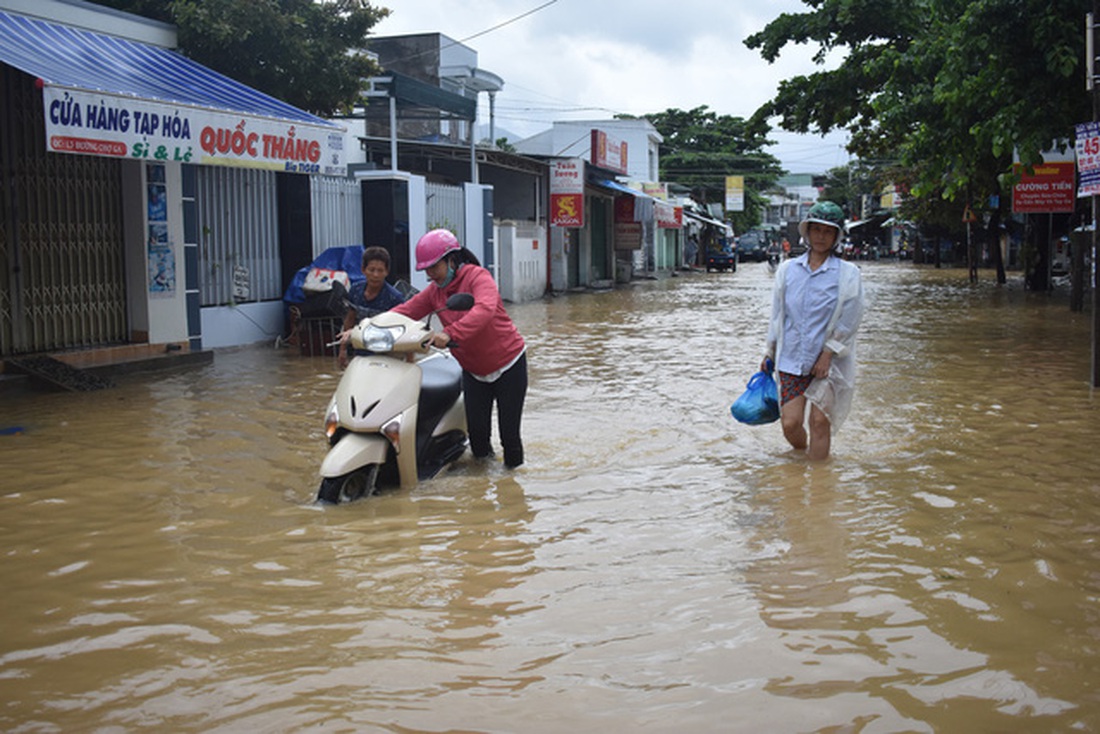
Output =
[
  {"x1": 1011, "y1": 160, "x2": 1075, "y2": 214},
  {"x1": 1076, "y1": 121, "x2": 1100, "y2": 197},
  {"x1": 613, "y1": 194, "x2": 642, "y2": 250},
  {"x1": 614, "y1": 194, "x2": 635, "y2": 223},
  {"x1": 725, "y1": 175, "x2": 744, "y2": 212},
  {"x1": 656, "y1": 200, "x2": 682, "y2": 229},
  {"x1": 614, "y1": 221, "x2": 642, "y2": 250},
  {"x1": 590, "y1": 129, "x2": 627, "y2": 175},
  {"x1": 551, "y1": 158, "x2": 585, "y2": 227},
  {"x1": 42, "y1": 87, "x2": 346, "y2": 176}
]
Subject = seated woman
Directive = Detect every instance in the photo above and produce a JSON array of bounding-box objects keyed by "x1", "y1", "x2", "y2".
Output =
[{"x1": 338, "y1": 246, "x2": 406, "y2": 367}]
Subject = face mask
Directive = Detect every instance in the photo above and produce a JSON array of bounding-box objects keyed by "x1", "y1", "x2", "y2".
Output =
[{"x1": 437, "y1": 264, "x2": 455, "y2": 288}]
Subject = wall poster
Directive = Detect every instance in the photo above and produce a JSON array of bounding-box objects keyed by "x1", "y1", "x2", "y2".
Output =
[{"x1": 146, "y1": 163, "x2": 175, "y2": 296}]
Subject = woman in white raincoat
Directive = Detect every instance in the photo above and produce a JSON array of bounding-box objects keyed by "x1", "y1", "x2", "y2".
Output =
[{"x1": 762, "y1": 201, "x2": 865, "y2": 460}]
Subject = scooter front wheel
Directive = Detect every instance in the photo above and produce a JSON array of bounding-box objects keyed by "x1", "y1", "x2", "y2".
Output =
[{"x1": 317, "y1": 464, "x2": 380, "y2": 504}]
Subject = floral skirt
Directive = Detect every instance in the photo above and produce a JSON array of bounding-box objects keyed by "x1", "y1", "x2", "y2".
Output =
[{"x1": 778, "y1": 371, "x2": 814, "y2": 405}]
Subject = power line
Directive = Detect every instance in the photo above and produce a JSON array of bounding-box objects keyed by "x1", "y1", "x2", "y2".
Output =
[
  {"x1": 447, "y1": 0, "x2": 559, "y2": 47},
  {"x1": 382, "y1": 1, "x2": 559, "y2": 66}
]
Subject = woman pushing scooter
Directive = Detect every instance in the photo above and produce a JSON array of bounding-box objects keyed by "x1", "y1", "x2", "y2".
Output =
[{"x1": 391, "y1": 229, "x2": 528, "y2": 469}]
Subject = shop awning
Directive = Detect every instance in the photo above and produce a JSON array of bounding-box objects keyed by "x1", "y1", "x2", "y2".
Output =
[
  {"x1": 365, "y1": 72, "x2": 477, "y2": 120},
  {"x1": 0, "y1": 10, "x2": 346, "y2": 175},
  {"x1": 847, "y1": 214, "x2": 890, "y2": 232},
  {"x1": 683, "y1": 209, "x2": 730, "y2": 231},
  {"x1": 591, "y1": 177, "x2": 650, "y2": 198},
  {"x1": 589, "y1": 178, "x2": 683, "y2": 227},
  {"x1": 589, "y1": 177, "x2": 655, "y2": 222}
]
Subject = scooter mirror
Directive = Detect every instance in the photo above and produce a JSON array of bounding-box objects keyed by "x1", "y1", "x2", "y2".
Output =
[{"x1": 446, "y1": 293, "x2": 474, "y2": 311}]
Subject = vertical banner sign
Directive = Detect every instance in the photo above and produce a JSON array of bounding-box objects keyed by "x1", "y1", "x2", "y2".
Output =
[
  {"x1": 613, "y1": 195, "x2": 642, "y2": 250},
  {"x1": 1076, "y1": 122, "x2": 1100, "y2": 197},
  {"x1": 614, "y1": 194, "x2": 635, "y2": 223},
  {"x1": 725, "y1": 175, "x2": 745, "y2": 212},
  {"x1": 1011, "y1": 161, "x2": 1076, "y2": 213},
  {"x1": 590, "y1": 129, "x2": 628, "y2": 174},
  {"x1": 551, "y1": 158, "x2": 585, "y2": 228},
  {"x1": 655, "y1": 201, "x2": 682, "y2": 229},
  {"x1": 146, "y1": 163, "x2": 175, "y2": 296}
]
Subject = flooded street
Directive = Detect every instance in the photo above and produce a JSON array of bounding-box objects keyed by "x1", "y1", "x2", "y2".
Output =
[{"x1": 4, "y1": 260, "x2": 1100, "y2": 732}]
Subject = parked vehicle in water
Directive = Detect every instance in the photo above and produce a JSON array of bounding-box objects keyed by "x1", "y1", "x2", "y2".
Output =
[
  {"x1": 706, "y1": 245, "x2": 737, "y2": 272},
  {"x1": 316, "y1": 293, "x2": 474, "y2": 504},
  {"x1": 737, "y1": 230, "x2": 770, "y2": 262}
]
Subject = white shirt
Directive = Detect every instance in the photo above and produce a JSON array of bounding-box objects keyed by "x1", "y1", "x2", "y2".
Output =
[
  {"x1": 777, "y1": 254, "x2": 841, "y2": 376},
  {"x1": 765, "y1": 255, "x2": 865, "y2": 431}
]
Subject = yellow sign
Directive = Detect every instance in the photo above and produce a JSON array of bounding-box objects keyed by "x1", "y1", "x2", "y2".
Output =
[{"x1": 725, "y1": 175, "x2": 744, "y2": 212}]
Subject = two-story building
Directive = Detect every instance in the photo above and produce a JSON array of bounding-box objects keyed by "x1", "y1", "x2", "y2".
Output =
[
  {"x1": 335, "y1": 32, "x2": 549, "y2": 303},
  {"x1": 514, "y1": 118, "x2": 685, "y2": 289}
]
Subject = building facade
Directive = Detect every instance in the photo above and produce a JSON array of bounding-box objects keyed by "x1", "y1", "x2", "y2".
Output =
[
  {"x1": 0, "y1": 0, "x2": 350, "y2": 356},
  {"x1": 515, "y1": 119, "x2": 688, "y2": 289}
]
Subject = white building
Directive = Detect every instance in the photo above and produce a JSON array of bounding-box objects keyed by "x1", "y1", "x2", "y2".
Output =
[{"x1": 514, "y1": 118, "x2": 662, "y2": 184}]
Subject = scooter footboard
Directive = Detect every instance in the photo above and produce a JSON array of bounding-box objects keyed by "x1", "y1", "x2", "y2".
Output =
[{"x1": 320, "y1": 434, "x2": 389, "y2": 478}]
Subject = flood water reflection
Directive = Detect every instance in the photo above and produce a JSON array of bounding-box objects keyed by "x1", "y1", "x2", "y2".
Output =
[{"x1": 3, "y1": 261, "x2": 1100, "y2": 731}]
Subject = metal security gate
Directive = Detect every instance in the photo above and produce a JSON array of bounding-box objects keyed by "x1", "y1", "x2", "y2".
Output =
[
  {"x1": 195, "y1": 167, "x2": 280, "y2": 306},
  {"x1": 0, "y1": 66, "x2": 127, "y2": 357},
  {"x1": 311, "y1": 175, "x2": 362, "y2": 258},
  {"x1": 426, "y1": 181, "x2": 465, "y2": 242}
]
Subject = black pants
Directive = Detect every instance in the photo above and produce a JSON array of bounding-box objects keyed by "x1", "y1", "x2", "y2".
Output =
[{"x1": 462, "y1": 352, "x2": 527, "y2": 468}]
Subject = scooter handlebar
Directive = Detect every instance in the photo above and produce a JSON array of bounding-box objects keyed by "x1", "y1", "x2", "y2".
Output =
[{"x1": 427, "y1": 332, "x2": 457, "y2": 350}]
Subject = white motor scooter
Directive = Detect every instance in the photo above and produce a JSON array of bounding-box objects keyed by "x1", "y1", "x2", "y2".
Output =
[{"x1": 316, "y1": 293, "x2": 473, "y2": 504}]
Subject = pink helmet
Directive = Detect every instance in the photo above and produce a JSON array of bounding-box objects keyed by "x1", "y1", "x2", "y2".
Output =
[{"x1": 415, "y1": 229, "x2": 461, "y2": 270}]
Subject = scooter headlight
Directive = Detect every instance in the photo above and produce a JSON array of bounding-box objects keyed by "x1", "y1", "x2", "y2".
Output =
[
  {"x1": 361, "y1": 324, "x2": 404, "y2": 352},
  {"x1": 324, "y1": 403, "x2": 340, "y2": 438}
]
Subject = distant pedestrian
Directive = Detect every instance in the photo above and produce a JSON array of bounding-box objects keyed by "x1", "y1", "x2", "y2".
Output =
[
  {"x1": 685, "y1": 235, "x2": 698, "y2": 269},
  {"x1": 761, "y1": 201, "x2": 865, "y2": 460}
]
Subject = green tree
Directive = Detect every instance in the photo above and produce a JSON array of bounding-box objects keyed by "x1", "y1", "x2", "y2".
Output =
[
  {"x1": 89, "y1": 0, "x2": 389, "y2": 115},
  {"x1": 746, "y1": 0, "x2": 1089, "y2": 284},
  {"x1": 643, "y1": 106, "x2": 783, "y2": 232},
  {"x1": 817, "y1": 161, "x2": 890, "y2": 220}
]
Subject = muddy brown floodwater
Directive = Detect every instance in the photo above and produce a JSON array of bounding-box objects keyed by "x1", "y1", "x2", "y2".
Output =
[{"x1": 3, "y1": 261, "x2": 1100, "y2": 732}]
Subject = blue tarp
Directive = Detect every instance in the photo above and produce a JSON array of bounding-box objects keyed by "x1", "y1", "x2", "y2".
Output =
[{"x1": 283, "y1": 246, "x2": 364, "y2": 305}]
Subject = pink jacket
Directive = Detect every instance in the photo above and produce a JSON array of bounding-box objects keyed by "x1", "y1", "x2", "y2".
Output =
[{"x1": 391, "y1": 264, "x2": 525, "y2": 377}]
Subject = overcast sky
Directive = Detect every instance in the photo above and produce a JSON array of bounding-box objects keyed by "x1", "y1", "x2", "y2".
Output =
[{"x1": 372, "y1": 0, "x2": 852, "y2": 174}]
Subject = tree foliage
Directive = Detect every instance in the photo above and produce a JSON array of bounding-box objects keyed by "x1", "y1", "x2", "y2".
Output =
[
  {"x1": 642, "y1": 106, "x2": 783, "y2": 232},
  {"x1": 88, "y1": 0, "x2": 389, "y2": 115},
  {"x1": 745, "y1": 0, "x2": 1089, "y2": 208},
  {"x1": 817, "y1": 161, "x2": 891, "y2": 220}
]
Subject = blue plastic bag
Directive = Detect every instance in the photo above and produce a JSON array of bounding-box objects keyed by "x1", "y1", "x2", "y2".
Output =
[{"x1": 731, "y1": 359, "x2": 780, "y2": 425}]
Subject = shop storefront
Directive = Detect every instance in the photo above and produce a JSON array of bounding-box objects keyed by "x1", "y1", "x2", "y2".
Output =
[
  {"x1": 0, "y1": 2, "x2": 345, "y2": 357},
  {"x1": 548, "y1": 156, "x2": 674, "y2": 288},
  {"x1": 655, "y1": 198, "x2": 684, "y2": 270}
]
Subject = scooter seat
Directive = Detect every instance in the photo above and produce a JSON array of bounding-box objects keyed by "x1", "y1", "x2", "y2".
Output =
[{"x1": 419, "y1": 356, "x2": 463, "y2": 424}]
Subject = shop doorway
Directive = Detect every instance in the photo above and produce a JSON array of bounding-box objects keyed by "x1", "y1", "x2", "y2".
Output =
[{"x1": 0, "y1": 66, "x2": 127, "y2": 356}]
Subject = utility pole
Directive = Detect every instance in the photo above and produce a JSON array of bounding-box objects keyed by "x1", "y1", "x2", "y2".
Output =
[{"x1": 1090, "y1": 6, "x2": 1100, "y2": 386}]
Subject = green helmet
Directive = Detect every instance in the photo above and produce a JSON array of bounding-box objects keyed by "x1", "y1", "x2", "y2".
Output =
[{"x1": 798, "y1": 201, "x2": 845, "y2": 242}]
